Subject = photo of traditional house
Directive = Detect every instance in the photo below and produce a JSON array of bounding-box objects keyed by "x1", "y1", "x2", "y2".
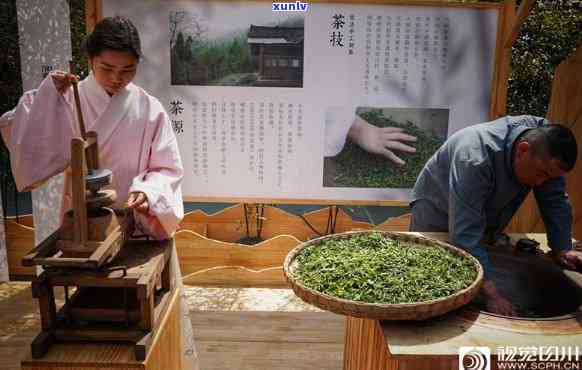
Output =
[
  {"x1": 248, "y1": 25, "x2": 304, "y2": 87},
  {"x1": 170, "y1": 10, "x2": 304, "y2": 87}
]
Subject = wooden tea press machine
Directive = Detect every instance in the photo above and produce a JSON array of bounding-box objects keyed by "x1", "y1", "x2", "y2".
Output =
[{"x1": 21, "y1": 69, "x2": 175, "y2": 361}]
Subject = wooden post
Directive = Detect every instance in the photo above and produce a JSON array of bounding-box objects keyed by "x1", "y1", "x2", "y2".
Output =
[
  {"x1": 30, "y1": 331, "x2": 56, "y2": 359},
  {"x1": 137, "y1": 284, "x2": 154, "y2": 331},
  {"x1": 85, "y1": 0, "x2": 101, "y2": 34},
  {"x1": 343, "y1": 317, "x2": 459, "y2": 370},
  {"x1": 489, "y1": 0, "x2": 517, "y2": 120},
  {"x1": 161, "y1": 255, "x2": 174, "y2": 292},
  {"x1": 503, "y1": 0, "x2": 535, "y2": 49},
  {"x1": 343, "y1": 317, "x2": 395, "y2": 370},
  {"x1": 71, "y1": 138, "x2": 88, "y2": 245},
  {"x1": 31, "y1": 279, "x2": 57, "y2": 331},
  {"x1": 69, "y1": 65, "x2": 87, "y2": 139},
  {"x1": 86, "y1": 131, "x2": 100, "y2": 170}
]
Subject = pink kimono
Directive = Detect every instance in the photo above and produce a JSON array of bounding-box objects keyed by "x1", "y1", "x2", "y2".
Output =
[{"x1": 0, "y1": 73, "x2": 184, "y2": 240}]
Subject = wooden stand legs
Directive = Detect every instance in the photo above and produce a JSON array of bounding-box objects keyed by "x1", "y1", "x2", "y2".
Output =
[{"x1": 343, "y1": 317, "x2": 457, "y2": 370}]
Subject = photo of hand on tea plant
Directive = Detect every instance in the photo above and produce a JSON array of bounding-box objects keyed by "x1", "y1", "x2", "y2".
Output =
[
  {"x1": 347, "y1": 114, "x2": 417, "y2": 167},
  {"x1": 323, "y1": 109, "x2": 447, "y2": 189}
]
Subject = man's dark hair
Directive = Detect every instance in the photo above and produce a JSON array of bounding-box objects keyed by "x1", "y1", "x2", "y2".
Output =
[
  {"x1": 85, "y1": 16, "x2": 142, "y2": 60},
  {"x1": 521, "y1": 124, "x2": 578, "y2": 171}
]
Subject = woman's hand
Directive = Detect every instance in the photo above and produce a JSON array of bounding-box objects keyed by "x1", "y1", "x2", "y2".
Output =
[
  {"x1": 50, "y1": 71, "x2": 79, "y2": 95},
  {"x1": 348, "y1": 115, "x2": 417, "y2": 166},
  {"x1": 126, "y1": 191, "x2": 149, "y2": 214}
]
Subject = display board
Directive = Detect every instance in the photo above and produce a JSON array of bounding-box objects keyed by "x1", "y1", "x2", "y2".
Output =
[{"x1": 98, "y1": 0, "x2": 504, "y2": 204}]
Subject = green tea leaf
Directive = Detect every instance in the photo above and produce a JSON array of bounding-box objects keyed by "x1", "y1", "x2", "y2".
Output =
[{"x1": 293, "y1": 232, "x2": 477, "y2": 304}]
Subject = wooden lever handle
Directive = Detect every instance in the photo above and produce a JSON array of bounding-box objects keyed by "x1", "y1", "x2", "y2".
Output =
[{"x1": 69, "y1": 61, "x2": 86, "y2": 140}]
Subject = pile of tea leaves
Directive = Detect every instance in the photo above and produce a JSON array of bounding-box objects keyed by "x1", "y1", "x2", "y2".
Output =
[
  {"x1": 292, "y1": 232, "x2": 477, "y2": 304},
  {"x1": 331, "y1": 109, "x2": 445, "y2": 188}
]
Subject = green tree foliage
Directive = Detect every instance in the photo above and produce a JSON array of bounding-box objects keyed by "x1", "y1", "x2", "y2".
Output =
[
  {"x1": 0, "y1": 1, "x2": 21, "y2": 115},
  {"x1": 508, "y1": 0, "x2": 582, "y2": 116},
  {"x1": 69, "y1": 0, "x2": 88, "y2": 78},
  {"x1": 171, "y1": 29, "x2": 254, "y2": 85},
  {"x1": 0, "y1": 0, "x2": 21, "y2": 192}
]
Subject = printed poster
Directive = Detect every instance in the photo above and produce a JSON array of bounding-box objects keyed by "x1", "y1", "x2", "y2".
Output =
[{"x1": 103, "y1": 0, "x2": 498, "y2": 202}]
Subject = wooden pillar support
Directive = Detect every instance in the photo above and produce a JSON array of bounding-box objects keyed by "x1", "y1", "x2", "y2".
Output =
[
  {"x1": 343, "y1": 317, "x2": 395, "y2": 370},
  {"x1": 162, "y1": 257, "x2": 174, "y2": 292},
  {"x1": 504, "y1": 0, "x2": 535, "y2": 48},
  {"x1": 70, "y1": 137, "x2": 88, "y2": 245},
  {"x1": 86, "y1": 131, "x2": 100, "y2": 170},
  {"x1": 137, "y1": 283, "x2": 155, "y2": 332},
  {"x1": 30, "y1": 331, "x2": 55, "y2": 360},
  {"x1": 490, "y1": 0, "x2": 517, "y2": 120},
  {"x1": 85, "y1": 0, "x2": 101, "y2": 34},
  {"x1": 344, "y1": 317, "x2": 457, "y2": 370},
  {"x1": 31, "y1": 279, "x2": 57, "y2": 332}
]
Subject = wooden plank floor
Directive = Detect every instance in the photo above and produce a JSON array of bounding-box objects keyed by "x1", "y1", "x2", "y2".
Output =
[
  {"x1": 0, "y1": 282, "x2": 43, "y2": 370},
  {"x1": 0, "y1": 282, "x2": 345, "y2": 370}
]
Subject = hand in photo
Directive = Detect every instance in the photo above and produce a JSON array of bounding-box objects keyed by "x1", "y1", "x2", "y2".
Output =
[{"x1": 347, "y1": 115, "x2": 417, "y2": 166}]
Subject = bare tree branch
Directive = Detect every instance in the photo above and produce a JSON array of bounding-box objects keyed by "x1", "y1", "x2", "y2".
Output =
[
  {"x1": 169, "y1": 10, "x2": 207, "y2": 50},
  {"x1": 169, "y1": 11, "x2": 186, "y2": 49}
]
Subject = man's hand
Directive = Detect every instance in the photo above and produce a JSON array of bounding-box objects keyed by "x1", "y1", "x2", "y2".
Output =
[
  {"x1": 50, "y1": 71, "x2": 79, "y2": 95},
  {"x1": 554, "y1": 250, "x2": 582, "y2": 271},
  {"x1": 126, "y1": 191, "x2": 149, "y2": 214},
  {"x1": 347, "y1": 115, "x2": 417, "y2": 166},
  {"x1": 481, "y1": 280, "x2": 517, "y2": 316}
]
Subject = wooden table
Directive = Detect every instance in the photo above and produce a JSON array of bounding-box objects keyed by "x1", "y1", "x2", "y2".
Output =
[
  {"x1": 343, "y1": 233, "x2": 582, "y2": 370},
  {"x1": 20, "y1": 287, "x2": 183, "y2": 370},
  {"x1": 20, "y1": 240, "x2": 183, "y2": 370}
]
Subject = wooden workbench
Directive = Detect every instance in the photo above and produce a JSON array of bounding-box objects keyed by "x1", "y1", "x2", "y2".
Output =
[
  {"x1": 342, "y1": 233, "x2": 582, "y2": 370},
  {"x1": 20, "y1": 286, "x2": 183, "y2": 370},
  {"x1": 19, "y1": 239, "x2": 183, "y2": 370}
]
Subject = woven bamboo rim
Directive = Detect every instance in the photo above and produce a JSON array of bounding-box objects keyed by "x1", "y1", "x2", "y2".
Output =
[{"x1": 283, "y1": 231, "x2": 484, "y2": 320}]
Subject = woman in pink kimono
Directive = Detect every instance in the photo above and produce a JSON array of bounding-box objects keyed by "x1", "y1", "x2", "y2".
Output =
[{"x1": 0, "y1": 16, "x2": 198, "y2": 369}]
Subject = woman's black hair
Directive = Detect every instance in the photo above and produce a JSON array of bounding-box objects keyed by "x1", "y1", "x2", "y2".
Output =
[{"x1": 85, "y1": 16, "x2": 142, "y2": 60}]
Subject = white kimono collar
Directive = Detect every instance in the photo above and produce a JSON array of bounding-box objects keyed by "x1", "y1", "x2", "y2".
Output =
[{"x1": 78, "y1": 72, "x2": 138, "y2": 146}]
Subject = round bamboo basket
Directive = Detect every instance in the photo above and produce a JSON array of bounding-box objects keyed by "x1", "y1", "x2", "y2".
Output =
[{"x1": 283, "y1": 231, "x2": 484, "y2": 320}]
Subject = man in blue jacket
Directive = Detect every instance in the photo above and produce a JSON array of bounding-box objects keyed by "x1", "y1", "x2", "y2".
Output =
[{"x1": 410, "y1": 115, "x2": 582, "y2": 315}]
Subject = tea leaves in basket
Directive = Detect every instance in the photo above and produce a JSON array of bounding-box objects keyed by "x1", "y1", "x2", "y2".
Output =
[{"x1": 292, "y1": 232, "x2": 477, "y2": 304}]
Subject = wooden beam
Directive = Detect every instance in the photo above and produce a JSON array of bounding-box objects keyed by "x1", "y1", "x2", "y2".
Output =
[
  {"x1": 85, "y1": 131, "x2": 100, "y2": 169},
  {"x1": 504, "y1": 0, "x2": 535, "y2": 49},
  {"x1": 260, "y1": 0, "x2": 504, "y2": 8},
  {"x1": 71, "y1": 138, "x2": 88, "y2": 245},
  {"x1": 85, "y1": 0, "x2": 101, "y2": 34},
  {"x1": 21, "y1": 228, "x2": 60, "y2": 266},
  {"x1": 490, "y1": 0, "x2": 517, "y2": 119},
  {"x1": 183, "y1": 195, "x2": 409, "y2": 207}
]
